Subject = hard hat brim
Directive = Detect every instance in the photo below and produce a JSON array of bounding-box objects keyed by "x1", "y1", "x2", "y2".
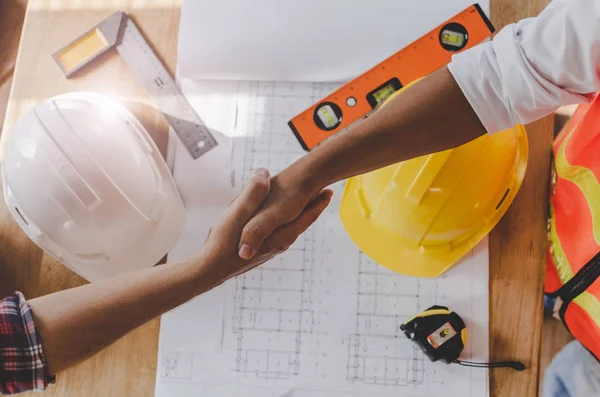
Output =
[
  {"x1": 340, "y1": 177, "x2": 472, "y2": 278},
  {"x1": 339, "y1": 125, "x2": 528, "y2": 278}
]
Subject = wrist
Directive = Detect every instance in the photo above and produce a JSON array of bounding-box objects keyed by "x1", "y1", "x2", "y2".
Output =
[
  {"x1": 186, "y1": 253, "x2": 229, "y2": 292},
  {"x1": 293, "y1": 119, "x2": 369, "y2": 188},
  {"x1": 290, "y1": 148, "x2": 339, "y2": 193}
]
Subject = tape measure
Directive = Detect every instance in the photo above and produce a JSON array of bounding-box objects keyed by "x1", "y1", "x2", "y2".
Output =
[
  {"x1": 288, "y1": 4, "x2": 495, "y2": 151},
  {"x1": 52, "y1": 12, "x2": 218, "y2": 160},
  {"x1": 401, "y1": 305, "x2": 525, "y2": 370}
]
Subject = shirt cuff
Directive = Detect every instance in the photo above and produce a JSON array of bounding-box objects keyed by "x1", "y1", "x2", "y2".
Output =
[
  {"x1": 0, "y1": 292, "x2": 55, "y2": 394},
  {"x1": 448, "y1": 21, "x2": 591, "y2": 134},
  {"x1": 448, "y1": 37, "x2": 515, "y2": 134}
]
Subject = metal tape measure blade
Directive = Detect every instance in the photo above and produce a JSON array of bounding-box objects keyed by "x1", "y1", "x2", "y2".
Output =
[{"x1": 116, "y1": 18, "x2": 218, "y2": 159}]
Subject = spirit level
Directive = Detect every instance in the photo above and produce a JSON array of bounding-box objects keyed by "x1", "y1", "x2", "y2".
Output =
[{"x1": 288, "y1": 4, "x2": 494, "y2": 151}]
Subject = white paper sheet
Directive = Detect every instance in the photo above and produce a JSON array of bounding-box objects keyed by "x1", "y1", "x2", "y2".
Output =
[
  {"x1": 177, "y1": 0, "x2": 490, "y2": 82},
  {"x1": 156, "y1": 80, "x2": 490, "y2": 397}
]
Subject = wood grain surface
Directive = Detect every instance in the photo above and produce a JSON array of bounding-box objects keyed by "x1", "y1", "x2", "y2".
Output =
[
  {"x1": 0, "y1": 2, "x2": 181, "y2": 396},
  {"x1": 0, "y1": 0, "x2": 27, "y2": 135},
  {"x1": 488, "y1": 2, "x2": 552, "y2": 397},
  {"x1": 0, "y1": 1, "x2": 552, "y2": 396}
]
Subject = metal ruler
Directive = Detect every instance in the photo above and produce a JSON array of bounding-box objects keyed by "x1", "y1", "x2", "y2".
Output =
[{"x1": 52, "y1": 12, "x2": 217, "y2": 159}]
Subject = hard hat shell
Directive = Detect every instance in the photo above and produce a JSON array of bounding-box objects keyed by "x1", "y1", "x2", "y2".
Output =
[
  {"x1": 339, "y1": 86, "x2": 528, "y2": 278},
  {"x1": 2, "y1": 92, "x2": 185, "y2": 282}
]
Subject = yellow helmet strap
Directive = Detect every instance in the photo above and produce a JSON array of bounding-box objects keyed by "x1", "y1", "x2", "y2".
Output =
[{"x1": 400, "y1": 305, "x2": 525, "y2": 370}]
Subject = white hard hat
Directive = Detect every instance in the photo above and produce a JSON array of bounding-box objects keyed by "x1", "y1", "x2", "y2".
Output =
[{"x1": 2, "y1": 92, "x2": 185, "y2": 282}]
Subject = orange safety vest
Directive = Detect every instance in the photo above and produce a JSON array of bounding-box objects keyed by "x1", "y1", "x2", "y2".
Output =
[{"x1": 546, "y1": 93, "x2": 600, "y2": 360}]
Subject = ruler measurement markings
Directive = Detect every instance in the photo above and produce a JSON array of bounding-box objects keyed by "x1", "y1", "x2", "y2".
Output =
[{"x1": 58, "y1": 12, "x2": 218, "y2": 159}]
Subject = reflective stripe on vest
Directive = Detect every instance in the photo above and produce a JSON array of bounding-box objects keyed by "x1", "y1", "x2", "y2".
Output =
[{"x1": 547, "y1": 96, "x2": 600, "y2": 342}]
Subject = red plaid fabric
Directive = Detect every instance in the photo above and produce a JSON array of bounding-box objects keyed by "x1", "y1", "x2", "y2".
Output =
[{"x1": 0, "y1": 292, "x2": 54, "y2": 395}]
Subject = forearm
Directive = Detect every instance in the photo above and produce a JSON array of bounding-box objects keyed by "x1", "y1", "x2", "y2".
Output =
[
  {"x1": 28, "y1": 255, "x2": 222, "y2": 375},
  {"x1": 295, "y1": 0, "x2": 600, "y2": 188},
  {"x1": 292, "y1": 67, "x2": 485, "y2": 189},
  {"x1": 237, "y1": 0, "x2": 600, "y2": 259}
]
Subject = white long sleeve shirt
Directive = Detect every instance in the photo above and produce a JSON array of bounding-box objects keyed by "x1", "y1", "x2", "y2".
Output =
[{"x1": 447, "y1": 0, "x2": 600, "y2": 133}]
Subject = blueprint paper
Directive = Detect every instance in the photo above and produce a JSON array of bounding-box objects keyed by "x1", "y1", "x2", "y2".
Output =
[
  {"x1": 156, "y1": 81, "x2": 490, "y2": 397},
  {"x1": 160, "y1": 79, "x2": 239, "y2": 354},
  {"x1": 178, "y1": 0, "x2": 490, "y2": 82}
]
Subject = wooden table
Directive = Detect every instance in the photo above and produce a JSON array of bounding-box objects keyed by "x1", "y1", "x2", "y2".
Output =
[{"x1": 1, "y1": 1, "x2": 551, "y2": 396}]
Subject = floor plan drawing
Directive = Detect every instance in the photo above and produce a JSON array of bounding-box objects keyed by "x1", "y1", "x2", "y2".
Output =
[
  {"x1": 156, "y1": 80, "x2": 490, "y2": 397},
  {"x1": 162, "y1": 350, "x2": 194, "y2": 381},
  {"x1": 228, "y1": 81, "x2": 341, "y2": 382},
  {"x1": 231, "y1": 230, "x2": 315, "y2": 379},
  {"x1": 347, "y1": 253, "x2": 427, "y2": 387}
]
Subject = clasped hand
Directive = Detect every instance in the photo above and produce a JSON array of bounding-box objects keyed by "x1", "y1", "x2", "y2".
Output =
[{"x1": 202, "y1": 168, "x2": 331, "y2": 281}]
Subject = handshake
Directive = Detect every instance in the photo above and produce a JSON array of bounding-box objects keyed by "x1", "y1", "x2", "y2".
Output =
[{"x1": 204, "y1": 160, "x2": 333, "y2": 282}]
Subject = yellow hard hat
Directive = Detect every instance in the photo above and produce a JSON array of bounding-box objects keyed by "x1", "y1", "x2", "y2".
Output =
[{"x1": 339, "y1": 83, "x2": 528, "y2": 278}]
